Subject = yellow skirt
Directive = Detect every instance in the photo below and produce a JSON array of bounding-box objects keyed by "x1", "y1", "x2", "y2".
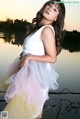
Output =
[{"x1": 3, "y1": 95, "x2": 37, "y2": 119}]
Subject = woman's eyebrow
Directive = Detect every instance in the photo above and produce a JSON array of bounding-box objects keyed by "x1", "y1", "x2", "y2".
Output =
[
  {"x1": 48, "y1": 3, "x2": 53, "y2": 7},
  {"x1": 55, "y1": 4, "x2": 60, "y2": 12}
]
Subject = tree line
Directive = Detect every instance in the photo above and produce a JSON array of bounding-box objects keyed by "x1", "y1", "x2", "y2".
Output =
[
  {"x1": 0, "y1": 18, "x2": 31, "y2": 32},
  {"x1": 0, "y1": 18, "x2": 80, "y2": 52}
]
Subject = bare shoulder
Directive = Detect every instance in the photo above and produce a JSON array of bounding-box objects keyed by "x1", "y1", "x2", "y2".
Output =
[
  {"x1": 41, "y1": 26, "x2": 55, "y2": 41},
  {"x1": 42, "y1": 25, "x2": 54, "y2": 34}
]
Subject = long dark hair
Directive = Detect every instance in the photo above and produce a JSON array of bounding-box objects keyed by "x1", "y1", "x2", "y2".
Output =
[{"x1": 26, "y1": 0, "x2": 66, "y2": 55}]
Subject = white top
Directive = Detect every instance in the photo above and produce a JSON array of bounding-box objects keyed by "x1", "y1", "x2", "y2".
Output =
[{"x1": 23, "y1": 25, "x2": 55, "y2": 56}]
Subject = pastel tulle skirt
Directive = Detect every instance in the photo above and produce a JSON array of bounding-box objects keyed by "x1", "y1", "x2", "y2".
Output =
[{"x1": 0, "y1": 57, "x2": 59, "y2": 119}]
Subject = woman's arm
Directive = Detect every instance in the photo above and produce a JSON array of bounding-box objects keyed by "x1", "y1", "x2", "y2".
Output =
[
  {"x1": 19, "y1": 26, "x2": 57, "y2": 69},
  {"x1": 29, "y1": 26, "x2": 56, "y2": 62}
]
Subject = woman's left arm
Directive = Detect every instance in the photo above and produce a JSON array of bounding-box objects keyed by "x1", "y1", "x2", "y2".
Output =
[
  {"x1": 29, "y1": 26, "x2": 57, "y2": 63},
  {"x1": 19, "y1": 26, "x2": 57, "y2": 69}
]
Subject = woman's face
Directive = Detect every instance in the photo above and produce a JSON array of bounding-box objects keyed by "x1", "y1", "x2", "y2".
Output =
[{"x1": 42, "y1": 3, "x2": 60, "y2": 22}]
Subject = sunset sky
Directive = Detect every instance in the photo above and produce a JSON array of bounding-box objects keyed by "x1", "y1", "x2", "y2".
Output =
[{"x1": 0, "y1": 0, "x2": 80, "y2": 31}]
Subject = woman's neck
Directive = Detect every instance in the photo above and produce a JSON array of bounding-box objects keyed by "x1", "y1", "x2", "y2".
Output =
[{"x1": 39, "y1": 18, "x2": 53, "y2": 26}]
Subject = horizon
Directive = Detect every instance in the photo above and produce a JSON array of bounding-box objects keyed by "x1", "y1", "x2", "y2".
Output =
[{"x1": 0, "y1": 0, "x2": 80, "y2": 31}]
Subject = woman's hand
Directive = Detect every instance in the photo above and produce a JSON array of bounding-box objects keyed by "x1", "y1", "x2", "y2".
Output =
[
  {"x1": 19, "y1": 52, "x2": 23, "y2": 60},
  {"x1": 19, "y1": 54, "x2": 30, "y2": 70}
]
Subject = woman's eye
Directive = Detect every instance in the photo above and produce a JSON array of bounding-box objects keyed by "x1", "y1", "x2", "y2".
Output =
[{"x1": 54, "y1": 9, "x2": 57, "y2": 12}]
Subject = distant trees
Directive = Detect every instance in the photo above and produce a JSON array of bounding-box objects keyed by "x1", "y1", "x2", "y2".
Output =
[
  {"x1": 62, "y1": 30, "x2": 80, "y2": 52},
  {"x1": 0, "y1": 18, "x2": 80, "y2": 52},
  {"x1": 0, "y1": 18, "x2": 31, "y2": 32}
]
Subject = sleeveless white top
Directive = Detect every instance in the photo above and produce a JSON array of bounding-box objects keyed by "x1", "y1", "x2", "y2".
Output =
[{"x1": 23, "y1": 25, "x2": 55, "y2": 56}]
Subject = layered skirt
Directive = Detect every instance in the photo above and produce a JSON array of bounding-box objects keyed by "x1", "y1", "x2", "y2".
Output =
[{"x1": 1, "y1": 57, "x2": 59, "y2": 119}]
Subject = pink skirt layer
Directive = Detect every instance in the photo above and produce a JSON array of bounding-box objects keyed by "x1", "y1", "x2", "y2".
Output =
[{"x1": 2, "y1": 57, "x2": 59, "y2": 118}]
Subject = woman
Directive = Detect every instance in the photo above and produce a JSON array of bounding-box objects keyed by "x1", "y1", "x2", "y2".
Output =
[{"x1": 1, "y1": 0, "x2": 65, "y2": 119}]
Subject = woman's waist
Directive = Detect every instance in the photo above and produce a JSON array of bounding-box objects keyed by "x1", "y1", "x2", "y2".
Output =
[{"x1": 22, "y1": 50, "x2": 45, "y2": 56}]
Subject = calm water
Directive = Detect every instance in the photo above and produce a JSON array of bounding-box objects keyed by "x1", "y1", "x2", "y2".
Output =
[{"x1": 0, "y1": 32, "x2": 80, "y2": 119}]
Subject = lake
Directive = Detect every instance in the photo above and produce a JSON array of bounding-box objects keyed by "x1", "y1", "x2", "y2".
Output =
[{"x1": 0, "y1": 32, "x2": 80, "y2": 119}]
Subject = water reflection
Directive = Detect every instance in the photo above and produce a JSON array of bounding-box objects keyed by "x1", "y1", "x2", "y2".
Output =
[
  {"x1": 0, "y1": 30, "x2": 80, "y2": 52},
  {"x1": 0, "y1": 31, "x2": 25, "y2": 46},
  {"x1": 43, "y1": 89, "x2": 80, "y2": 119},
  {"x1": 44, "y1": 97, "x2": 80, "y2": 119}
]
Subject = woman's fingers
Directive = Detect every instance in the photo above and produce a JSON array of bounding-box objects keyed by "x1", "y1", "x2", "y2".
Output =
[
  {"x1": 19, "y1": 54, "x2": 30, "y2": 70},
  {"x1": 19, "y1": 56, "x2": 29, "y2": 70},
  {"x1": 18, "y1": 59, "x2": 23, "y2": 69},
  {"x1": 19, "y1": 52, "x2": 23, "y2": 60},
  {"x1": 19, "y1": 63, "x2": 24, "y2": 69}
]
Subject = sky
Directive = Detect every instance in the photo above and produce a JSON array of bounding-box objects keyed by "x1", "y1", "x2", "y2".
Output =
[{"x1": 0, "y1": 0, "x2": 80, "y2": 31}]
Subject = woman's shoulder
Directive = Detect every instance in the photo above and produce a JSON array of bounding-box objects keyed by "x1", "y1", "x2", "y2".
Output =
[
  {"x1": 41, "y1": 25, "x2": 55, "y2": 36},
  {"x1": 25, "y1": 25, "x2": 55, "y2": 39},
  {"x1": 40, "y1": 25, "x2": 54, "y2": 30}
]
